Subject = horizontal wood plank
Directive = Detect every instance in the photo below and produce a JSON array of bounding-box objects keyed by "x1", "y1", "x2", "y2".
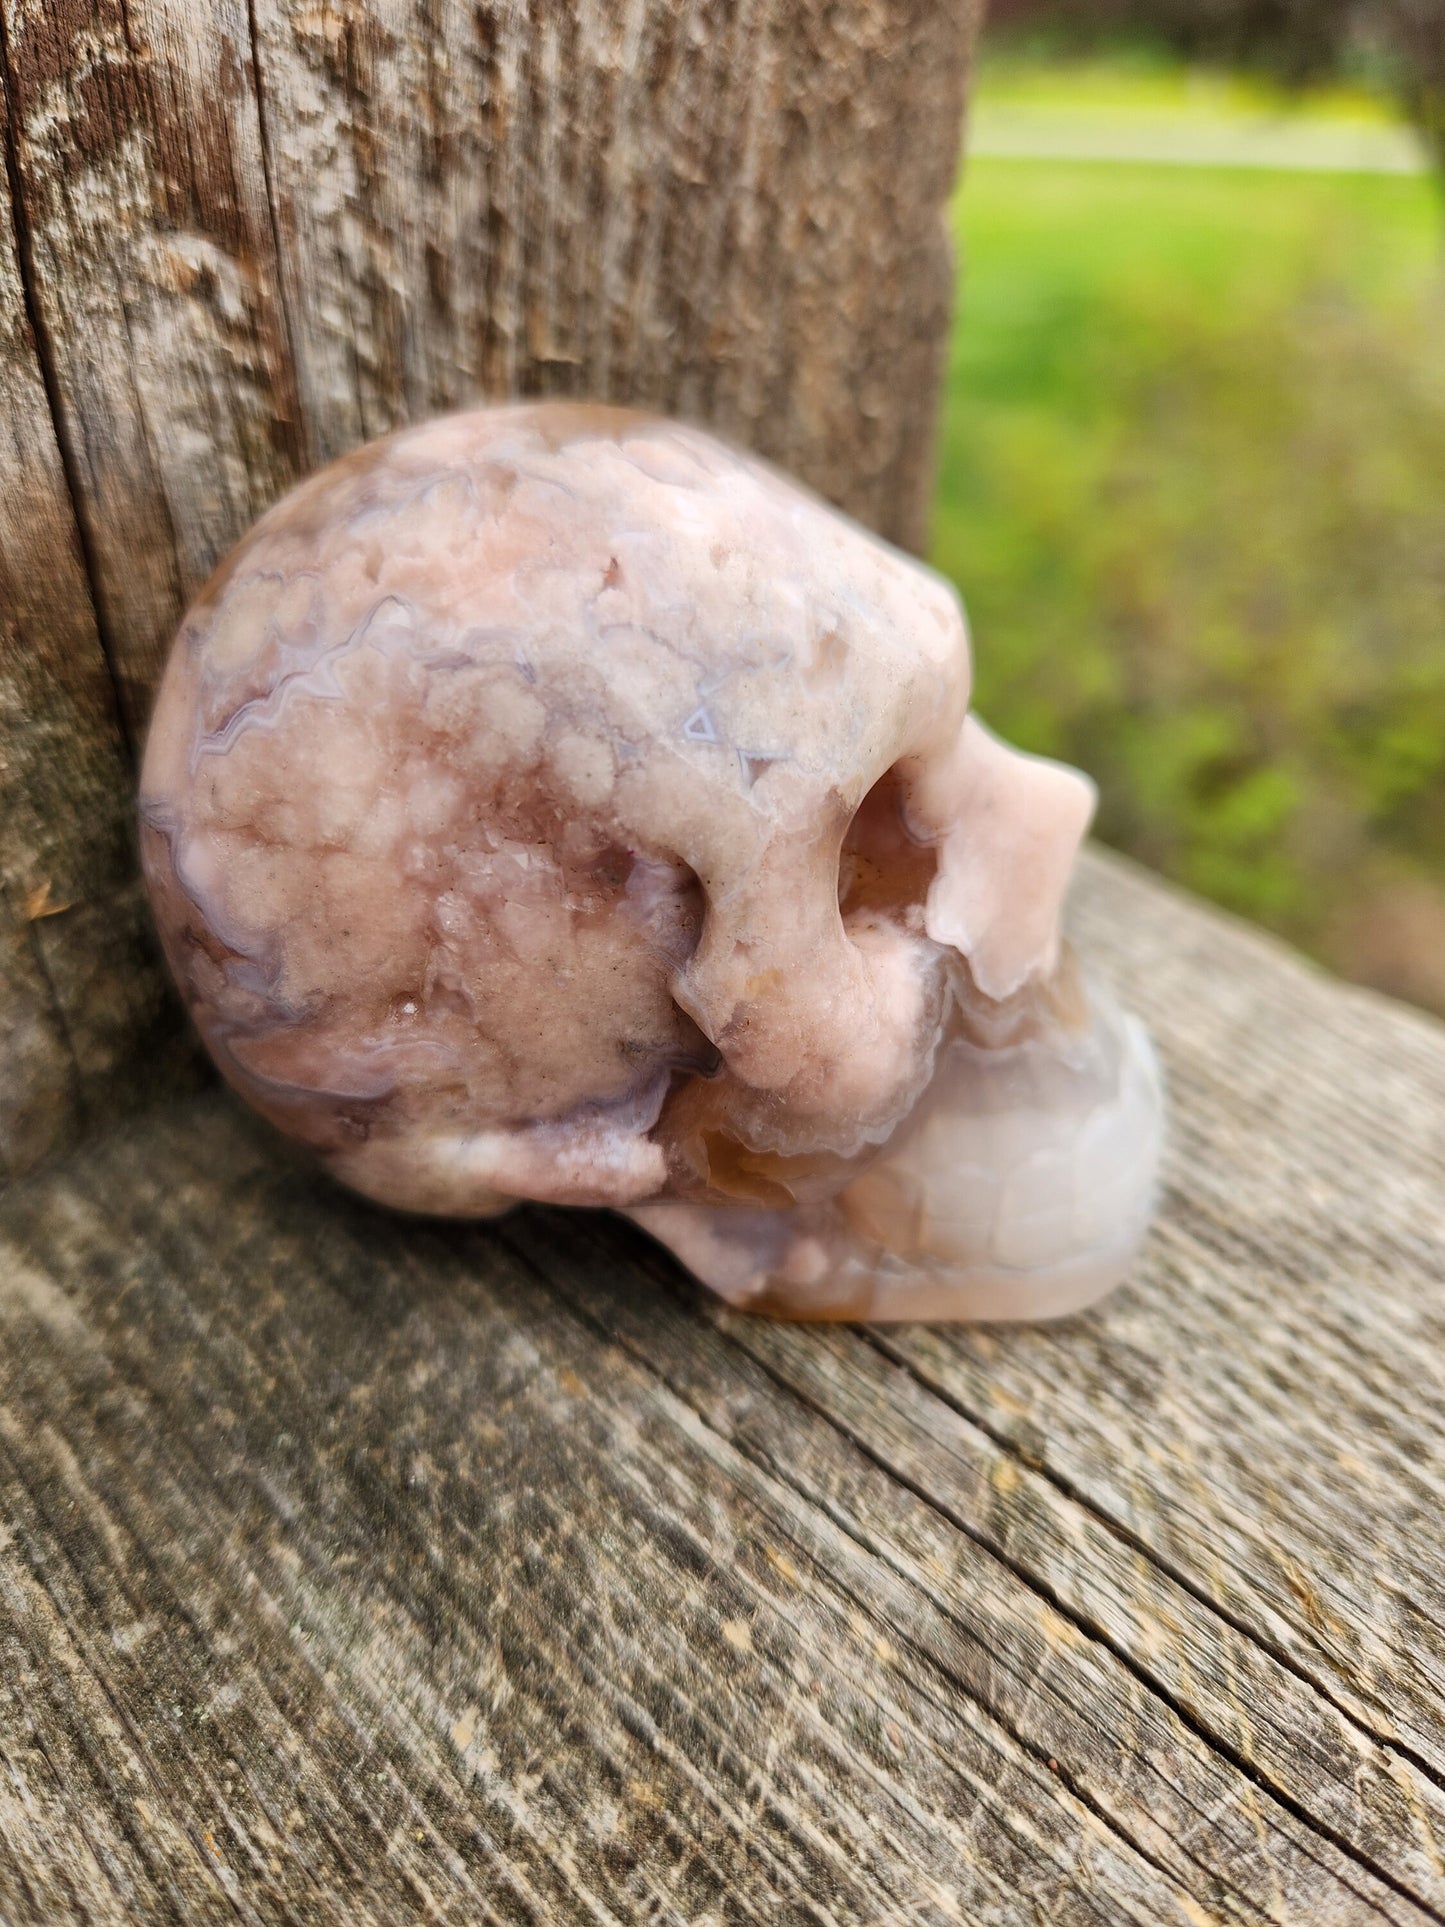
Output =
[{"x1": 1, "y1": 848, "x2": 1443, "y2": 1924}]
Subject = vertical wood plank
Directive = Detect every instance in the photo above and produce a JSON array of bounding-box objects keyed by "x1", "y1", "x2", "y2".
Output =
[
  {"x1": 0, "y1": 0, "x2": 305, "y2": 737},
  {"x1": 249, "y1": 0, "x2": 972, "y2": 543},
  {"x1": 0, "y1": 0, "x2": 977, "y2": 1181},
  {"x1": 0, "y1": 0, "x2": 309, "y2": 1179},
  {"x1": 0, "y1": 55, "x2": 177, "y2": 1176}
]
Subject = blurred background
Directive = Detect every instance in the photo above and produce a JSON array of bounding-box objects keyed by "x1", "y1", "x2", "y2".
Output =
[{"x1": 932, "y1": 0, "x2": 1445, "y2": 1013}]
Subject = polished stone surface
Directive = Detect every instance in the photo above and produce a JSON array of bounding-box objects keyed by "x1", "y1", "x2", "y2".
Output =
[{"x1": 141, "y1": 403, "x2": 1161, "y2": 1318}]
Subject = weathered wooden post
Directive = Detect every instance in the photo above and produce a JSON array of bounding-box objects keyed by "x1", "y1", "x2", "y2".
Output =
[{"x1": 0, "y1": 0, "x2": 978, "y2": 1179}]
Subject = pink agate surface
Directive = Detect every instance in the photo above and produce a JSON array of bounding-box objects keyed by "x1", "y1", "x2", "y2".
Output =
[{"x1": 140, "y1": 402, "x2": 1162, "y2": 1320}]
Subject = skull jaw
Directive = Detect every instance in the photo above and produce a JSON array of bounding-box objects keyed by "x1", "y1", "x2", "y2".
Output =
[
  {"x1": 627, "y1": 977, "x2": 1164, "y2": 1323},
  {"x1": 625, "y1": 1210, "x2": 1152, "y2": 1323}
]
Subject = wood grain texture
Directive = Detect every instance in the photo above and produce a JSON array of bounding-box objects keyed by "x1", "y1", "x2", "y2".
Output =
[
  {"x1": 0, "y1": 0, "x2": 975, "y2": 1185},
  {"x1": 250, "y1": 0, "x2": 971, "y2": 541},
  {"x1": 0, "y1": 57, "x2": 192, "y2": 1180},
  {"x1": 2, "y1": 847, "x2": 1443, "y2": 1925},
  {"x1": 0, "y1": 0, "x2": 305, "y2": 735}
]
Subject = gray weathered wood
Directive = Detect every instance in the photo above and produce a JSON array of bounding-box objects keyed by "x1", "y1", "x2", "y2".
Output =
[
  {"x1": 0, "y1": 0, "x2": 975, "y2": 1184},
  {"x1": 0, "y1": 60, "x2": 195, "y2": 1180},
  {"x1": 3, "y1": 847, "x2": 1443, "y2": 1924}
]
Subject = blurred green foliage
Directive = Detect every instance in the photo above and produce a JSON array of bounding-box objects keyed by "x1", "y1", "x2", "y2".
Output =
[
  {"x1": 986, "y1": 0, "x2": 1445, "y2": 183},
  {"x1": 932, "y1": 127, "x2": 1445, "y2": 1008}
]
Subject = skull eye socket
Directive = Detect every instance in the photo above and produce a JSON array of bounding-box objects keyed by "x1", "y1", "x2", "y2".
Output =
[{"x1": 838, "y1": 766, "x2": 937, "y2": 923}]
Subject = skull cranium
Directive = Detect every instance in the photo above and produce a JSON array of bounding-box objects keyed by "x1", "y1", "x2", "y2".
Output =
[{"x1": 141, "y1": 403, "x2": 1162, "y2": 1320}]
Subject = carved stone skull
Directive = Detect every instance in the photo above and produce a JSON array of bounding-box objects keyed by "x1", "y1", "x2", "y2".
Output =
[{"x1": 141, "y1": 403, "x2": 1162, "y2": 1320}]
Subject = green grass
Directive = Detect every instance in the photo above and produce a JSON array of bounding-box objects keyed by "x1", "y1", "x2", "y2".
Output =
[
  {"x1": 931, "y1": 134, "x2": 1445, "y2": 1009},
  {"x1": 973, "y1": 45, "x2": 1413, "y2": 130}
]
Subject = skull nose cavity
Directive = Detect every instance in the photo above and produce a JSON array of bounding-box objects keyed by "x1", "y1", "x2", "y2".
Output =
[{"x1": 838, "y1": 764, "x2": 938, "y2": 926}]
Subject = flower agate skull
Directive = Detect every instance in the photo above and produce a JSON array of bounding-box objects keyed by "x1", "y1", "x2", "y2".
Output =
[{"x1": 140, "y1": 403, "x2": 1163, "y2": 1320}]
